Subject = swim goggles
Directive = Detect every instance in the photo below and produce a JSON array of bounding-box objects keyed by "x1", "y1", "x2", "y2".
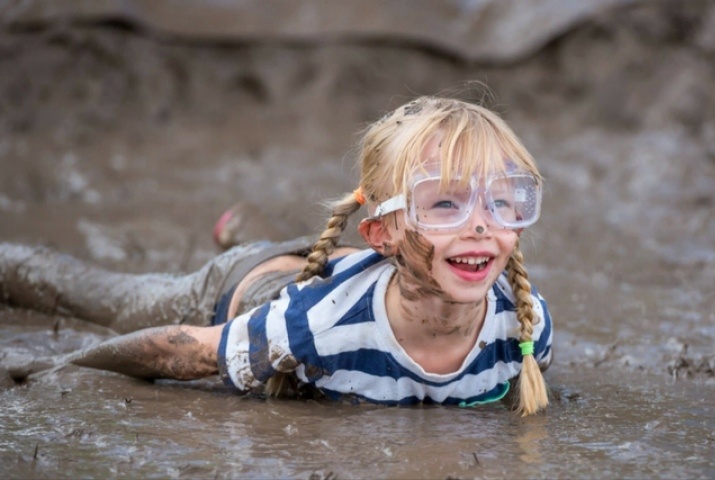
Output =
[{"x1": 370, "y1": 171, "x2": 542, "y2": 231}]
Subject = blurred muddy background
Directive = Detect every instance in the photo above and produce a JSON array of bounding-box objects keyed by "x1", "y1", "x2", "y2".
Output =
[{"x1": 0, "y1": 0, "x2": 714, "y2": 478}]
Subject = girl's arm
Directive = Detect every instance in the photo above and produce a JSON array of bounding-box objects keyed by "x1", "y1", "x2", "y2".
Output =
[{"x1": 5, "y1": 325, "x2": 223, "y2": 381}]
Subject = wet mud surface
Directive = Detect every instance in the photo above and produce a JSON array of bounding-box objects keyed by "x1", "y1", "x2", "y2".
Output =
[{"x1": 1, "y1": 1, "x2": 715, "y2": 478}]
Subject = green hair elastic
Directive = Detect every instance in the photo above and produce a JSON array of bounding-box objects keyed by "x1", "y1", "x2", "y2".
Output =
[{"x1": 519, "y1": 341, "x2": 534, "y2": 356}]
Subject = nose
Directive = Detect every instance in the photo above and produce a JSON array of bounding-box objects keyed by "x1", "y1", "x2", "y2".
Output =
[{"x1": 466, "y1": 197, "x2": 492, "y2": 235}]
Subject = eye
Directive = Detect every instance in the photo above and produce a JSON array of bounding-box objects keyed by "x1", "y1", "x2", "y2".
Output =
[
  {"x1": 491, "y1": 198, "x2": 512, "y2": 209},
  {"x1": 432, "y1": 199, "x2": 460, "y2": 209}
]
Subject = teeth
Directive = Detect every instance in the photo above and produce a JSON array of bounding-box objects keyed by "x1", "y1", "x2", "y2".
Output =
[{"x1": 451, "y1": 256, "x2": 489, "y2": 265}]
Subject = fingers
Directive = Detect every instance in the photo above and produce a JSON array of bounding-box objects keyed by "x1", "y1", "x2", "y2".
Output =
[{"x1": 0, "y1": 350, "x2": 63, "y2": 381}]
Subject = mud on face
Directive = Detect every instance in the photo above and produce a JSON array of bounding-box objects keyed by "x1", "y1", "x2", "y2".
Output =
[{"x1": 394, "y1": 229, "x2": 445, "y2": 301}]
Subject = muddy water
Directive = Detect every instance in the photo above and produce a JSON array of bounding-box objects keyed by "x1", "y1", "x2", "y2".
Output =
[
  {"x1": 1, "y1": 316, "x2": 713, "y2": 480},
  {"x1": 2, "y1": 9, "x2": 715, "y2": 479}
]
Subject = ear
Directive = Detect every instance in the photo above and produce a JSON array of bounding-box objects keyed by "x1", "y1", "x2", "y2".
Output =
[{"x1": 358, "y1": 218, "x2": 397, "y2": 256}]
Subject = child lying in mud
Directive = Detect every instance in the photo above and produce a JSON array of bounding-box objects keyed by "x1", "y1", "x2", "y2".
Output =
[{"x1": 0, "y1": 96, "x2": 553, "y2": 415}]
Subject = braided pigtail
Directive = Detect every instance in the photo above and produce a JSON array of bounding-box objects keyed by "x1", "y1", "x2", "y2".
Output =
[
  {"x1": 266, "y1": 190, "x2": 364, "y2": 398},
  {"x1": 507, "y1": 240, "x2": 549, "y2": 416},
  {"x1": 294, "y1": 191, "x2": 364, "y2": 283}
]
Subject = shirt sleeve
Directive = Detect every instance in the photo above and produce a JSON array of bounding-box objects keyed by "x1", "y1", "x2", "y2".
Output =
[
  {"x1": 531, "y1": 292, "x2": 553, "y2": 371},
  {"x1": 216, "y1": 285, "x2": 304, "y2": 391}
]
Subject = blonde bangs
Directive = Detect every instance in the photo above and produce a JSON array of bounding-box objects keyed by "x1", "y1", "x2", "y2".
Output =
[
  {"x1": 358, "y1": 96, "x2": 541, "y2": 207},
  {"x1": 388, "y1": 113, "x2": 446, "y2": 198},
  {"x1": 439, "y1": 107, "x2": 540, "y2": 186}
]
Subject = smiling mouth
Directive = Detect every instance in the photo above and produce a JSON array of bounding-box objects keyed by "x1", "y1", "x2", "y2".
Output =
[{"x1": 447, "y1": 256, "x2": 491, "y2": 272}]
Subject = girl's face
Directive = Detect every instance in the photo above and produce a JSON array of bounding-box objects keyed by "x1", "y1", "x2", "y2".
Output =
[
  {"x1": 385, "y1": 135, "x2": 520, "y2": 305},
  {"x1": 389, "y1": 205, "x2": 519, "y2": 305}
]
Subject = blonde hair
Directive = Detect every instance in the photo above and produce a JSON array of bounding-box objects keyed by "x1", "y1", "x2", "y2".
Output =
[{"x1": 273, "y1": 96, "x2": 548, "y2": 414}]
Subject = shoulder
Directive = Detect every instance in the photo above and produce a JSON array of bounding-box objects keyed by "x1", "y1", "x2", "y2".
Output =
[
  {"x1": 321, "y1": 249, "x2": 389, "y2": 278},
  {"x1": 292, "y1": 250, "x2": 389, "y2": 303},
  {"x1": 291, "y1": 249, "x2": 393, "y2": 331}
]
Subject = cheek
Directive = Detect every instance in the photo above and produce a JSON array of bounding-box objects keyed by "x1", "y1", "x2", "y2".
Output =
[
  {"x1": 396, "y1": 230, "x2": 434, "y2": 274},
  {"x1": 506, "y1": 231, "x2": 519, "y2": 250},
  {"x1": 497, "y1": 231, "x2": 519, "y2": 259},
  {"x1": 394, "y1": 230, "x2": 446, "y2": 298}
]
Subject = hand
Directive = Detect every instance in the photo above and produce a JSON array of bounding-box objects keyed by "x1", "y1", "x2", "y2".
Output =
[{"x1": 0, "y1": 350, "x2": 67, "y2": 382}]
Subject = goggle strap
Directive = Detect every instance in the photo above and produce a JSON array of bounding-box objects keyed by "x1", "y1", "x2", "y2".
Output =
[{"x1": 372, "y1": 194, "x2": 406, "y2": 218}]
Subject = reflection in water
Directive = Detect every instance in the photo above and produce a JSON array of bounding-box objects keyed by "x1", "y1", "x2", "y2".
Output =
[{"x1": 517, "y1": 415, "x2": 547, "y2": 465}]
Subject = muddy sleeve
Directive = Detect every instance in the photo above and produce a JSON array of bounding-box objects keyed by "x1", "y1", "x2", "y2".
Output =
[{"x1": 217, "y1": 283, "x2": 320, "y2": 391}]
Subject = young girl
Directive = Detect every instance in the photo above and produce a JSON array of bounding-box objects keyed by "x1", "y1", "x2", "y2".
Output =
[{"x1": 0, "y1": 96, "x2": 553, "y2": 415}]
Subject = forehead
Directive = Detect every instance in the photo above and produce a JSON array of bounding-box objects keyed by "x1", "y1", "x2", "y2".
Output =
[
  {"x1": 409, "y1": 133, "x2": 515, "y2": 184},
  {"x1": 385, "y1": 107, "x2": 540, "y2": 197}
]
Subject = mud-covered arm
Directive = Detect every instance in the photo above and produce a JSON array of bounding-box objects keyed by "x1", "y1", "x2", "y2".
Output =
[
  {"x1": 4, "y1": 325, "x2": 222, "y2": 381},
  {"x1": 64, "y1": 325, "x2": 223, "y2": 380}
]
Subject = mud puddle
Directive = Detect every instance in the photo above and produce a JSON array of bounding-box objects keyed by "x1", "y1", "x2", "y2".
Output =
[{"x1": 0, "y1": 311, "x2": 712, "y2": 480}]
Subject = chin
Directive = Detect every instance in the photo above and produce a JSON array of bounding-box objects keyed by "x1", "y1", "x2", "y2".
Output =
[{"x1": 441, "y1": 286, "x2": 491, "y2": 304}]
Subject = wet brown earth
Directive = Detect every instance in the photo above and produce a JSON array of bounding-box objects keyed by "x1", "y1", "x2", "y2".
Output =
[{"x1": 1, "y1": 1, "x2": 714, "y2": 478}]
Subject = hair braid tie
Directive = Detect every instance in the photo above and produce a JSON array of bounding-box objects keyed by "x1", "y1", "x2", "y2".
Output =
[
  {"x1": 519, "y1": 341, "x2": 535, "y2": 356},
  {"x1": 353, "y1": 188, "x2": 366, "y2": 206}
]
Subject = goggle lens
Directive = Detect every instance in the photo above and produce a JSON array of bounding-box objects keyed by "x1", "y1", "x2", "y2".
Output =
[
  {"x1": 409, "y1": 173, "x2": 541, "y2": 230},
  {"x1": 411, "y1": 179, "x2": 475, "y2": 228},
  {"x1": 486, "y1": 174, "x2": 541, "y2": 228}
]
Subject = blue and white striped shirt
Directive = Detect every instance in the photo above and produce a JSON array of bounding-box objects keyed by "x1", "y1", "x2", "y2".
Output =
[{"x1": 217, "y1": 249, "x2": 553, "y2": 406}]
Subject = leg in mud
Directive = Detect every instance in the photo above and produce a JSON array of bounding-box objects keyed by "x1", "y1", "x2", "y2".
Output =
[
  {"x1": 0, "y1": 243, "x2": 244, "y2": 333},
  {"x1": 0, "y1": 238, "x2": 314, "y2": 334},
  {"x1": 0, "y1": 243, "x2": 210, "y2": 333}
]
